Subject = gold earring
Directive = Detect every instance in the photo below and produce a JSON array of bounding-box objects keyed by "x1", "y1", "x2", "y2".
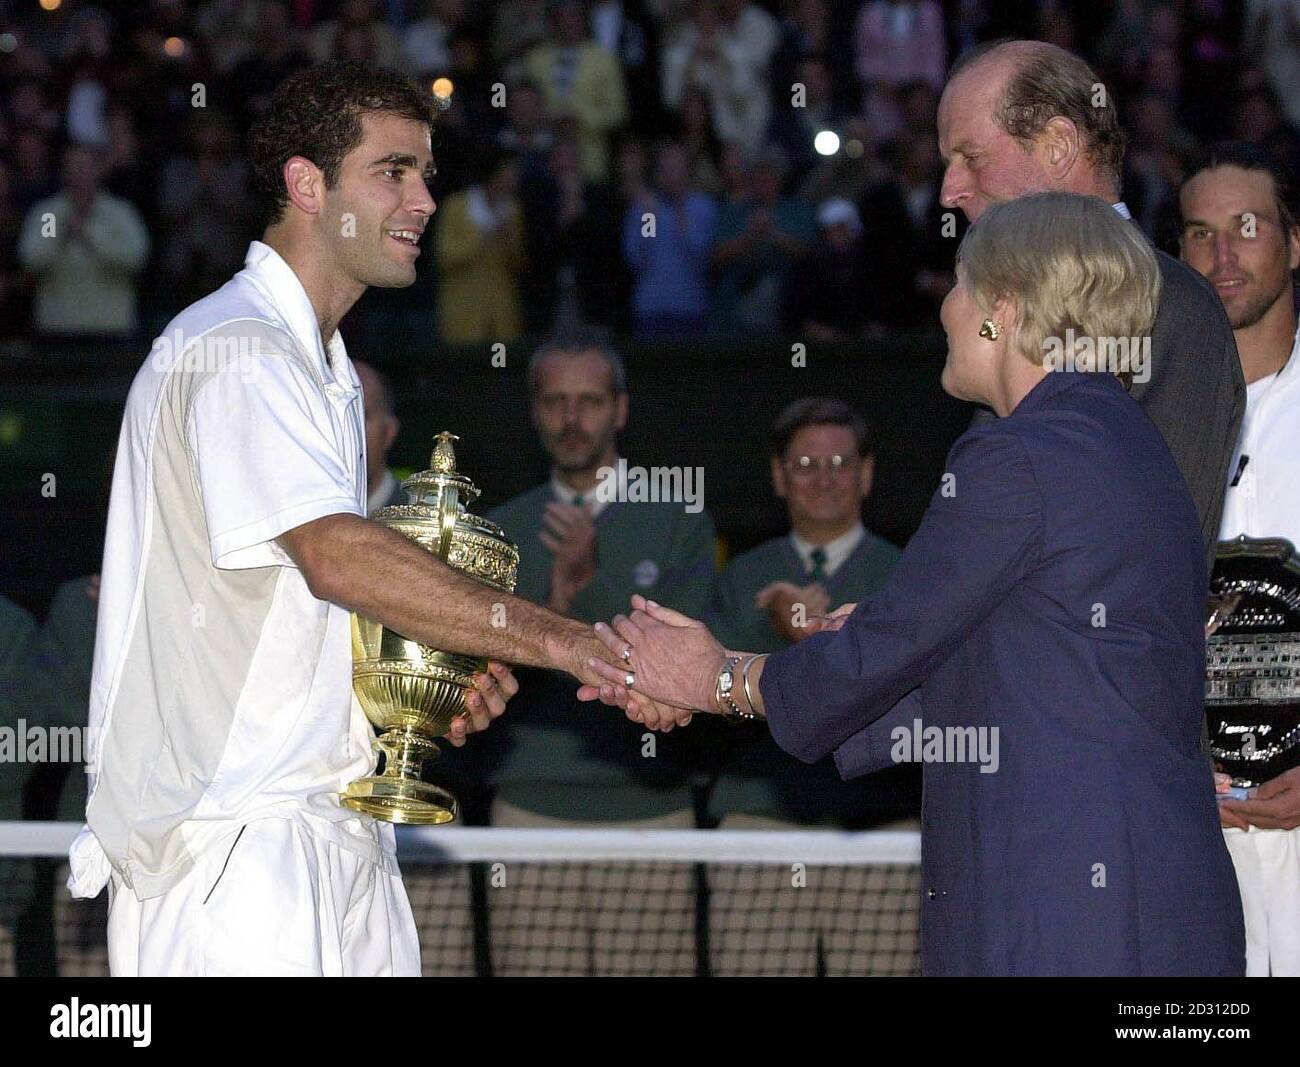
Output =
[{"x1": 979, "y1": 318, "x2": 1002, "y2": 341}]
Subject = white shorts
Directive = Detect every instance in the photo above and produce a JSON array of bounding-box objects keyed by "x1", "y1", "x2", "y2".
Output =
[
  {"x1": 106, "y1": 817, "x2": 420, "y2": 976},
  {"x1": 1223, "y1": 825, "x2": 1300, "y2": 977}
]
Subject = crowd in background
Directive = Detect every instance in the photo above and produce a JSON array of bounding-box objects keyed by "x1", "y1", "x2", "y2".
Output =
[
  {"x1": 1, "y1": 0, "x2": 1299, "y2": 348},
  {"x1": 2, "y1": 0, "x2": 1300, "y2": 976}
]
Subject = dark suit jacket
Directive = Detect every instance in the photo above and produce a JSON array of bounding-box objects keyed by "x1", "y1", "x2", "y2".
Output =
[
  {"x1": 972, "y1": 249, "x2": 1244, "y2": 580},
  {"x1": 760, "y1": 371, "x2": 1245, "y2": 976},
  {"x1": 1142, "y1": 251, "x2": 1244, "y2": 577}
]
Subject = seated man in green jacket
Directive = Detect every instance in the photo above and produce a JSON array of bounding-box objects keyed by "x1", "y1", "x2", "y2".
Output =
[
  {"x1": 706, "y1": 396, "x2": 919, "y2": 975},
  {"x1": 484, "y1": 332, "x2": 716, "y2": 976}
]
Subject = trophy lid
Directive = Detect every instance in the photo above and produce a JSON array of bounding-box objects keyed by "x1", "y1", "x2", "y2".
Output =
[
  {"x1": 1209, "y1": 535, "x2": 1300, "y2": 633},
  {"x1": 400, "y1": 431, "x2": 480, "y2": 507},
  {"x1": 371, "y1": 431, "x2": 518, "y2": 591}
]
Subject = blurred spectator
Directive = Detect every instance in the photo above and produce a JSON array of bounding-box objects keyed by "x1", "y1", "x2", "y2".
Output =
[
  {"x1": 1098, "y1": 0, "x2": 1149, "y2": 87},
  {"x1": 1245, "y1": 0, "x2": 1300, "y2": 131},
  {"x1": 1034, "y1": 0, "x2": 1076, "y2": 52},
  {"x1": 354, "y1": 361, "x2": 406, "y2": 515},
  {"x1": 496, "y1": 79, "x2": 557, "y2": 179},
  {"x1": 9, "y1": 129, "x2": 56, "y2": 218},
  {"x1": 621, "y1": 140, "x2": 717, "y2": 337},
  {"x1": 853, "y1": 0, "x2": 946, "y2": 147},
  {"x1": 436, "y1": 150, "x2": 526, "y2": 343},
  {"x1": 483, "y1": 334, "x2": 716, "y2": 975},
  {"x1": 795, "y1": 115, "x2": 883, "y2": 205},
  {"x1": 523, "y1": 0, "x2": 629, "y2": 181},
  {"x1": 156, "y1": 111, "x2": 255, "y2": 308},
  {"x1": 856, "y1": 134, "x2": 955, "y2": 328},
  {"x1": 223, "y1": 1, "x2": 312, "y2": 131},
  {"x1": 590, "y1": 0, "x2": 665, "y2": 135},
  {"x1": 766, "y1": 53, "x2": 844, "y2": 187},
  {"x1": 716, "y1": 140, "x2": 750, "y2": 202},
  {"x1": 1234, "y1": 84, "x2": 1300, "y2": 178},
  {"x1": 195, "y1": 0, "x2": 269, "y2": 74},
  {"x1": 1123, "y1": 90, "x2": 1198, "y2": 241},
  {"x1": 402, "y1": 0, "x2": 465, "y2": 78},
  {"x1": 17, "y1": 142, "x2": 150, "y2": 338},
  {"x1": 710, "y1": 144, "x2": 814, "y2": 336},
  {"x1": 703, "y1": 397, "x2": 911, "y2": 971},
  {"x1": 771, "y1": 0, "x2": 838, "y2": 110},
  {"x1": 662, "y1": 1, "x2": 780, "y2": 154},
  {"x1": 8, "y1": 80, "x2": 61, "y2": 137},
  {"x1": 706, "y1": 397, "x2": 902, "y2": 805},
  {"x1": 614, "y1": 135, "x2": 651, "y2": 203},
  {"x1": 520, "y1": 137, "x2": 630, "y2": 332},
  {"x1": 99, "y1": 104, "x2": 152, "y2": 217},
  {"x1": 309, "y1": 0, "x2": 403, "y2": 67},
  {"x1": 785, "y1": 198, "x2": 873, "y2": 340},
  {"x1": 490, "y1": 0, "x2": 552, "y2": 71},
  {"x1": 672, "y1": 85, "x2": 725, "y2": 195},
  {"x1": 440, "y1": 28, "x2": 498, "y2": 134},
  {"x1": 61, "y1": 15, "x2": 113, "y2": 149},
  {"x1": 1180, "y1": 0, "x2": 1239, "y2": 141}
]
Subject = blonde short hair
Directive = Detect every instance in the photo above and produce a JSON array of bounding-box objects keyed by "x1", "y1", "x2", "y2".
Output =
[{"x1": 956, "y1": 192, "x2": 1161, "y2": 378}]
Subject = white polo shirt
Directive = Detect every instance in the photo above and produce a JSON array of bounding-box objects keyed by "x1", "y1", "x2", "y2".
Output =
[
  {"x1": 69, "y1": 240, "x2": 397, "y2": 902},
  {"x1": 1219, "y1": 321, "x2": 1300, "y2": 541}
]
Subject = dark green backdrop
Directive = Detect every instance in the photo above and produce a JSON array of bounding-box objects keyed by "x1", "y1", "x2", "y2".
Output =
[{"x1": 0, "y1": 332, "x2": 973, "y2": 616}]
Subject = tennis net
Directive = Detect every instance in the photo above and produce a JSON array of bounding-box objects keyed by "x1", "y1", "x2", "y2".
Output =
[{"x1": 0, "y1": 822, "x2": 921, "y2": 976}]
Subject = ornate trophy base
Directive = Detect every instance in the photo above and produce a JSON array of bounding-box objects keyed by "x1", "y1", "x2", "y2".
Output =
[{"x1": 341, "y1": 728, "x2": 459, "y2": 825}]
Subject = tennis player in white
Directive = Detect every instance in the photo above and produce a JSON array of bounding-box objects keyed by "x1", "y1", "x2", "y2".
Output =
[{"x1": 68, "y1": 61, "x2": 622, "y2": 977}]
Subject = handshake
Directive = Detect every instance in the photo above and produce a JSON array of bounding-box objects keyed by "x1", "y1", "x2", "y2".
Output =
[{"x1": 573, "y1": 594, "x2": 857, "y2": 731}]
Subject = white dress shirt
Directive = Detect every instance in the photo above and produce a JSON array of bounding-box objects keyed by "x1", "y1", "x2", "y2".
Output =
[{"x1": 790, "y1": 522, "x2": 866, "y2": 580}]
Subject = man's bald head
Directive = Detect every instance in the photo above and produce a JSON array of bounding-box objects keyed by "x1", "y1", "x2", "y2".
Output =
[{"x1": 938, "y1": 40, "x2": 1126, "y2": 221}]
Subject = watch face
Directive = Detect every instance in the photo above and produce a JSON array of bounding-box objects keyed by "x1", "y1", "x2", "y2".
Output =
[{"x1": 720, "y1": 670, "x2": 734, "y2": 690}]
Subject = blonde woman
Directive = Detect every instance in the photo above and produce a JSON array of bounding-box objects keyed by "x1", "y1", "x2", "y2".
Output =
[{"x1": 583, "y1": 193, "x2": 1246, "y2": 976}]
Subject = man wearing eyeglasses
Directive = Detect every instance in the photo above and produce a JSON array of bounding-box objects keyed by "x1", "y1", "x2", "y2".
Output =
[
  {"x1": 703, "y1": 396, "x2": 914, "y2": 975},
  {"x1": 712, "y1": 398, "x2": 898, "y2": 654}
]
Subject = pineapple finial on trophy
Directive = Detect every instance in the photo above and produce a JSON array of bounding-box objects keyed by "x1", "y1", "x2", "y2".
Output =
[{"x1": 431, "y1": 431, "x2": 460, "y2": 473}]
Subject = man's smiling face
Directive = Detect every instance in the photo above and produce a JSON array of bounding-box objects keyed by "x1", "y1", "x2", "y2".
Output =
[
  {"x1": 320, "y1": 111, "x2": 436, "y2": 289},
  {"x1": 1180, "y1": 164, "x2": 1300, "y2": 330}
]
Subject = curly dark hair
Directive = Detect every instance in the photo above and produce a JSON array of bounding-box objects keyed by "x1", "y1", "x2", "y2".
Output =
[{"x1": 247, "y1": 61, "x2": 436, "y2": 227}]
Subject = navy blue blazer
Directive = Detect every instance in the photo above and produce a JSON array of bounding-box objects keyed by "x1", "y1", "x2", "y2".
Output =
[{"x1": 760, "y1": 371, "x2": 1245, "y2": 976}]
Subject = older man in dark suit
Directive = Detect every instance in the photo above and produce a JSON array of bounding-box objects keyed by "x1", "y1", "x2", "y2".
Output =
[
  {"x1": 583, "y1": 194, "x2": 1245, "y2": 976},
  {"x1": 936, "y1": 40, "x2": 1244, "y2": 577}
]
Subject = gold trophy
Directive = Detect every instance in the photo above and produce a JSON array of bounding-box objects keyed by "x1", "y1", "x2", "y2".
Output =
[{"x1": 343, "y1": 431, "x2": 519, "y2": 824}]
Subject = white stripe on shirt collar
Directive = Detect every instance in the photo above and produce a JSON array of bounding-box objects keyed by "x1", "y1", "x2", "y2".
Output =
[
  {"x1": 551, "y1": 466, "x2": 616, "y2": 519},
  {"x1": 790, "y1": 522, "x2": 866, "y2": 579},
  {"x1": 1112, "y1": 201, "x2": 1133, "y2": 220}
]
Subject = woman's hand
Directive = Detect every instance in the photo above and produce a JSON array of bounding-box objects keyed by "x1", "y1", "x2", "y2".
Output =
[
  {"x1": 803, "y1": 601, "x2": 858, "y2": 636},
  {"x1": 577, "y1": 681, "x2": 695, "y2": 732},
  {"x1": 584, "y1": 595, "x2": 725, "y2": 714}
]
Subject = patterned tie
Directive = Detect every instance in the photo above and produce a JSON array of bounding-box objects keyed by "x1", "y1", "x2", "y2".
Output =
[{"x1": 809, "y1": 547, "x2": 828, "y2": 583}]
